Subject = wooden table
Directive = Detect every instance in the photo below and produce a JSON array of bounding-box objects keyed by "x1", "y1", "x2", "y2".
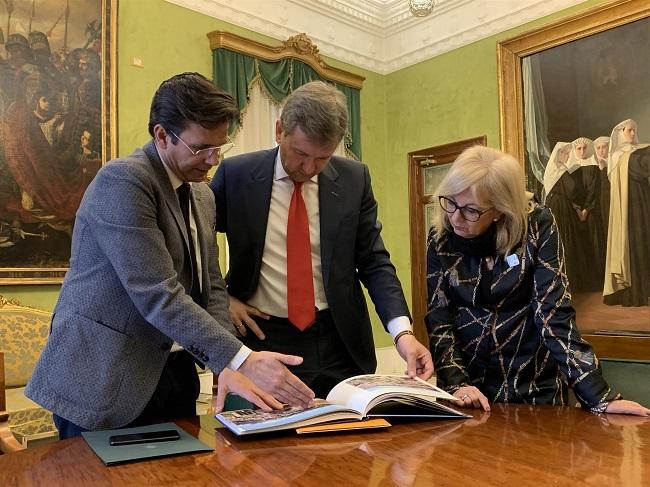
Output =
[{"x1": 1, "y1": 404, "x2": 649, "y2": 486}]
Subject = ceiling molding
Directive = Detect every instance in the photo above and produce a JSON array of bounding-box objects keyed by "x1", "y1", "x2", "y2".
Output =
[{"x1": 165, "y1": 0, "x2": 587, "y2": 74}]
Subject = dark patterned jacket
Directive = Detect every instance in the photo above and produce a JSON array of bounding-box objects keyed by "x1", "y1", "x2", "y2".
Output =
[{"x1": 425, "y1": 206, "x2": 617, "y2": 408}]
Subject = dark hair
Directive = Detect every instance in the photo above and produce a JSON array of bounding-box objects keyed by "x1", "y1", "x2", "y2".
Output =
[{"x1": 147, "y1": 72, "x2": 239, "y2": 140}]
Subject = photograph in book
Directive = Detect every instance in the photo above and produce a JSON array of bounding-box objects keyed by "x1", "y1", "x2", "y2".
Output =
[
  {"x1": 216, "y1": 374, "x2": 470, "y2": 436},
  {"x1": 220, "y1": 400, "x2": 335, "y2": 426},
  {"x1": 346, "y1": 375, "x2": 439, "y2": 392}
]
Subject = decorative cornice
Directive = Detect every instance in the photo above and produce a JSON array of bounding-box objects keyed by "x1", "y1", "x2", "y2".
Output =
[
  {"x1": 166, "y1": 0, "x2": 586, "y2": 74},
  {"x1": 208, "y1": 31, "x2": 365, "y2": 89}
]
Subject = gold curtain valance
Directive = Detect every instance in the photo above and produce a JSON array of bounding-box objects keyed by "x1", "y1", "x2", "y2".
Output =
[{"x1": 207, "y1": 31, "x2": 364, "y2": 90}]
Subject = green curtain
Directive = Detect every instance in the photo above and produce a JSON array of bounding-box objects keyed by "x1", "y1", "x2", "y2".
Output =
[{"x1": 213, "y1": 48, "x2": 361, "y2": 160}]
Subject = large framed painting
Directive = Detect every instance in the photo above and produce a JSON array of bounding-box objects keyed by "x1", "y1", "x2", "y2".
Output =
[
  {"x1": 498, "y1": 0, "x2": 650, "y2": 358},
  {"x1": 0, "y1": 0, "x2": 117, "y2": 284}
]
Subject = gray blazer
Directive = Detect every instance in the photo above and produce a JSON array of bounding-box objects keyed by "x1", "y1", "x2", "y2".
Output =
[{"x1": 26, "y1": 141, "x2": 242, "y2": 430}]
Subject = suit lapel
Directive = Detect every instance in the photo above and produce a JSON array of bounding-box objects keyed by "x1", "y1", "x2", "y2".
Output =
[
  {"x1": 191, "y1": 187, "x2": 211, "y2": 305},
  {"x1": 245, "y1": 149, "x2": 276, "y2": 253},
  {"x1": 142, "y1": 141, "x2": 189, "y2": 248},
  {"x1": 318, "y1": 162, "x2": 342, "y2": 288},
  {"x1": 143, "y1": 141, "x2": 200, "y2": 302}
]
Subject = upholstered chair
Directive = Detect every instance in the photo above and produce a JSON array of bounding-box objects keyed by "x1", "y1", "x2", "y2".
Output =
[{"x1": 0, "y1": 296, "x2": 58, "y2": 451}]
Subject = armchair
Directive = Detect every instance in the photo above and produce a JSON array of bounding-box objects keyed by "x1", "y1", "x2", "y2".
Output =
[{"x1": 0, "y1": 296, "x2": 58, "y2": 452}]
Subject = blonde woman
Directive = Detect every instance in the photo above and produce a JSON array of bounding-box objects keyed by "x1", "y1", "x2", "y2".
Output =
[{"x1": 426, "y1": 146, "x2": 649, "y2": 416}]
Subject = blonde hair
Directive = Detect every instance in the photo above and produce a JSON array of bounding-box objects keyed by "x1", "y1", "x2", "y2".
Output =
[{"x1": 432, "y1": 146, "x2": 529, "y2": 255}]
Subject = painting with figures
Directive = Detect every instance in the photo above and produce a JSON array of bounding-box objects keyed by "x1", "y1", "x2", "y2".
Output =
[
  {"x1": 0, "y1": 0, "x2": 114, "y2": 283},
  {"x1": 522, "y1": 16, "x2": 650, "y2": 333}
]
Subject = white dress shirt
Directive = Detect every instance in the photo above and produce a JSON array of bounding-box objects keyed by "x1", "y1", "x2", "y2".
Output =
[
  {"x1": 248, "y1": 151, "x2": 328, "y2": 316},
  {"x1": 248, "y1": 151, "x2": 411, "y2": 339}
]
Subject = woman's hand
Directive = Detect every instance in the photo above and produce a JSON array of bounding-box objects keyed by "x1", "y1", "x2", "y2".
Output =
[
  {"x1": 451, "y1": 386, "x2": 490, "y2": 411},
  {"x1": 604, "y1": 399, "x2": 650, "y2": 417}
]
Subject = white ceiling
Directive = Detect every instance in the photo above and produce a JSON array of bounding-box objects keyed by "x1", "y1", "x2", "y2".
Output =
[{"x1": 165, "y1": 0, "x2": 586, "y2": 74}]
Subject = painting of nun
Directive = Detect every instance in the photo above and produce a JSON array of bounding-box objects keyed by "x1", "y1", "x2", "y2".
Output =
[
  {"x1": 498, "y1": 1, "x2": 650, "y2": 340},
  {"x1": 544, "y1": 142, "x2": 585, "y2": 291},
  {"x1": 567, "y1": 137, "x2": 606, "y2": 291},
  {"x1": 593, "y1": 136, "x2": 610, "y2": 236},
  {"x1": 604, "y1": 119, "x2": 650, "y2": 307}
]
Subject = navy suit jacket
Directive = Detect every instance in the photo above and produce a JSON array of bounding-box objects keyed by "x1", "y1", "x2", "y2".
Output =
[{"x1": 210, "y1": 148, "x2": 410, "y2": 373}]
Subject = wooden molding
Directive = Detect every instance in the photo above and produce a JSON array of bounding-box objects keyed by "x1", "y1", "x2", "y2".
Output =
[
  {"x1": 207, "y1": 31, "x2": 365, "y2": 89},
  {"x1": 584, "y1": 334, "x2": 650, "y2": 361}
]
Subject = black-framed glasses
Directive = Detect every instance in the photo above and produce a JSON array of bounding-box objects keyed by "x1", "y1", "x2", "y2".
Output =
[
  {"x1": 169, "y1": 130, "x2": 234, "y2": 159},
  {"x1": 438, "y1": 196, "x2": 492, "y2": 222}
]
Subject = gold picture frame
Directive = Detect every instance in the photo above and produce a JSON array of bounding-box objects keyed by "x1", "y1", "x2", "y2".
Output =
[
  {"x1": 497, "y1": 0, "x2": 650, "y2": 359},
  {"x1": 0, "y1": 0, "x2": 117, "y2": 285}
]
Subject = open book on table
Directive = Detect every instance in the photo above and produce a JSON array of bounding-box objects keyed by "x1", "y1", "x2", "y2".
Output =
[{"x1": 215, "y1": 374, "x2": 470, "y2": 436}]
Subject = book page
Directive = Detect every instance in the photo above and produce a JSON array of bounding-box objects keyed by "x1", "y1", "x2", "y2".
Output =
[{"x1": 327, "y1": 375, "x2": 457, "y2": 416}]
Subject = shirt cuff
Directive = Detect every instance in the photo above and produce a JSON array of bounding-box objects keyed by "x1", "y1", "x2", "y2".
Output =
[
  {"x1": 228, "y1": 345, "x2": 253, "y2": 370},
  {"x1": 387, "y1": 316, "x2": 412, "y2": 341}
]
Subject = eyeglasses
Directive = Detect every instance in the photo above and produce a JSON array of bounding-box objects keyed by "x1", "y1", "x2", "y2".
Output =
[
  {"x1": 169, "y1": 130, "x2": 234, "y2": 159},
  {"x1": 438, "y1": 196, "x2": 492, "y2": 222}
]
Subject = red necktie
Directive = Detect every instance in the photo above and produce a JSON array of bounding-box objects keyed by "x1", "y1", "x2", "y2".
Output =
[{"x1": 287, "y1": 181, "x2": 315, "y2": 330}]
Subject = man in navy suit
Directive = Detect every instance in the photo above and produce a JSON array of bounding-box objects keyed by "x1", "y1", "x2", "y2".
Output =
[{"x1": 211, "y1": 81, "x2": 432, "y2": 397}]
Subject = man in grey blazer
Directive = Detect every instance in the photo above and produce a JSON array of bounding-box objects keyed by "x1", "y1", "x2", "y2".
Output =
[
  {"x1": 211, "y1": 81, "x2": 433, "y2": 398},
  {"x1": 26, "y1": 73, "x2": 314, "y2": 439}
]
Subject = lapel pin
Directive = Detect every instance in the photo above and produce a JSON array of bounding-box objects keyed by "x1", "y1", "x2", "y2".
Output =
[{"x1": 505, "y1": 254, "x2": 520, "y2": 267}]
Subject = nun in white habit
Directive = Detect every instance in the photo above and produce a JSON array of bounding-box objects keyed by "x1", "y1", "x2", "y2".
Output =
[
  {"x1": 544, "y1": 142, "x2": 585, "y2": 293},
  {"x1": 566, "y1": 137, "x2": 605, "y2": 290},
  {"x1": 604, "y1": 119, "x2": 650, "y2": 306},
  {"x1": 593, "y1": 136, "x2": 611, "y2": 235}
]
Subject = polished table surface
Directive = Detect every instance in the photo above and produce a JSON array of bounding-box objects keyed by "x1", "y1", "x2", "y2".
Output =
[{"x1": 1, "y1": 404, "x2": 649, "y2": 486}]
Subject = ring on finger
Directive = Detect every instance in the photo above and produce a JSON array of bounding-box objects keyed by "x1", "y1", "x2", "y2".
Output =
[{"x1": 460, "y1": 394, "x2": 470, "y2": 401}]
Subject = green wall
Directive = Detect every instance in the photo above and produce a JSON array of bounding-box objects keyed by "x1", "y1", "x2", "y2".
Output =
[{"x1": 3, "y1": 0, "x2": 605, "y2": 348}]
